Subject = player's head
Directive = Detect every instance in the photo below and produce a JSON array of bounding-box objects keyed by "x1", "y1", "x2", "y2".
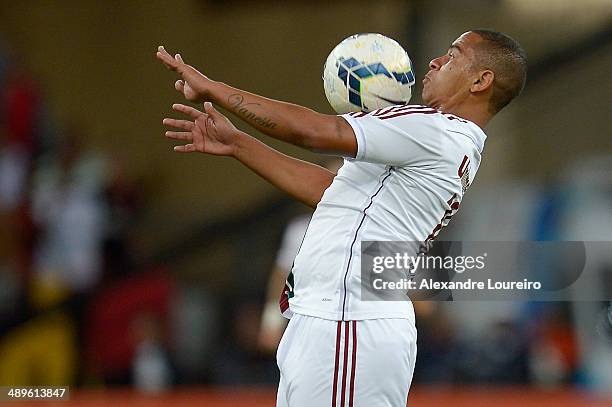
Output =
[{"x1": 422, "y1": 29, "x2": 527, "y2": 116}]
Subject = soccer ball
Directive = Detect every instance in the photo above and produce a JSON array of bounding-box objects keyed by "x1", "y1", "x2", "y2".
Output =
[{"x1": 322, "y1": 33, "x2": 415, "y2": 114}]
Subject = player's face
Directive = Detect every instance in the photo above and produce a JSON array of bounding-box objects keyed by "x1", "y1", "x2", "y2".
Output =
[{"x1": 422, "y1": 32, "x2": 481, "y2": 110}]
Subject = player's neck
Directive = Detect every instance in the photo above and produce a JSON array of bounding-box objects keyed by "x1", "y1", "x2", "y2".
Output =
[
  {"x1": 452, "y1": 107, "x2": 491, "y2": 129},
  {"x1": 440, "y1": 99, "x2": 492, "y2": 129}
]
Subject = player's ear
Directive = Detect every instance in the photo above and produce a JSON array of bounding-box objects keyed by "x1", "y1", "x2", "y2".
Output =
[{"x1": 470, "y1": 70, "x2": 494, "y2": 93}]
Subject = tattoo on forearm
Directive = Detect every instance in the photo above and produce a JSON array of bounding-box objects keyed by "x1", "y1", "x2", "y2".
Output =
[{"x1": 228, "y1": 94, "x2": 277, "y2": 129}]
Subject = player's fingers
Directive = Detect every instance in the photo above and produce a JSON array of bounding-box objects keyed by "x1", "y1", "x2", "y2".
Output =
[
  {"x1": 175, "y1": 80, "x2": 185, "y2": 93},
  {"x1": 162, "y1": 118, "x2": 194, "y2": 131},
  {"x1": 157, "y1": 54, "x2": 175, "y2": 69},
  {"x1": 175, "y1": 53, "x2": 185, "y2": 64},
  {"x1": 173, "y1": 144, "x2": 196, "y2": 153},
  {"x1": 203, "y1": 101, "x2": 221, "y2": 119},
  {"x1": 156, "y1": 46, "x2": 177, "y2": 69},
  {"x1": 165, "y1": 131, "x2": 193, "y2": 141},
  {"x1": 205, "y1": 115, "x2": 217, "y2": 136},
  {"x1": 172, "y1": 103, "x2": 203, "y2": 119}
]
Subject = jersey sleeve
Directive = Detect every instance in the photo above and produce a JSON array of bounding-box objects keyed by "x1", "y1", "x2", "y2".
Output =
[{"x1": 341, "y1": 107, "x2": 443, "y2": 166}]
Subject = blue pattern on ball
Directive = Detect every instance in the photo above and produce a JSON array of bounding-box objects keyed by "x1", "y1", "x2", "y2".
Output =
[{"x1": 336, "y1": 57, "x2": 414, "y2": 110}]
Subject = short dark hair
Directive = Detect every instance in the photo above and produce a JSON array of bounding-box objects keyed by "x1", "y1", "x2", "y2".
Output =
[{"x1": 469, "y1": 29, "x2": 527, "y2": 114}]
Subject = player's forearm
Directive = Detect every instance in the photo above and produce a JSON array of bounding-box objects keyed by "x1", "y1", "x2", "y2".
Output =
[
  {"x1": 158, "y1": 47, "x2": 355, "y2": 155},
  {"x1": 233, "y1": 132, "x2": 335, "y2": 208},
  {"x1": 207, "y1": 81, "x2": 338, "y2": 152}
]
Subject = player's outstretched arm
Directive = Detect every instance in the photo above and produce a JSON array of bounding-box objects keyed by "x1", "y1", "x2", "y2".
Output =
[
  {"x1": 156, "y1": 46, "x2": 357, "y2": 157},
  {"x1": 163, "y1": 102, "x2": 336, "y2": 208}
]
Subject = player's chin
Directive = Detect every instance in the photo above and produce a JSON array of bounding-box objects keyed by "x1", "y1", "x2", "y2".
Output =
[{"x1": 421, "y1": 89, "x2": 433, "y2": 107}]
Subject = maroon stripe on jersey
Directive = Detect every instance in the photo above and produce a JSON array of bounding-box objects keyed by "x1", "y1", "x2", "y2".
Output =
[
  {"x1": 392, "y1": 104, "x2": 433, "y2": 111},
  {"x1": 445, "y1": 113, "x2": 468, "y2": 123},
  {"x1": 331, "y1": 322, "x2": 342, "y2": 407},
  {"x1": 348, "y1": 321, "x2": 357, "y2": 407},
  {"x1": 279, "y1": 284, "x2": 289, "y2": 313},
  {"x1": 379, "y1": 109, "x2": 438, "y2": 118},
  {"x1": 340, "y1": 322, "x2": 350, "y2": 407},
  {"x1": 371, "y1": 106, "x2": 399, "y2": 117},
  {"x1": 378, "y1": 109, "x2": 438, "y2": 120},
  {"x1": 381, "y1": 105, "x2": 436, "y2": 112},
  {"x1": 458, "y1": 155, "x2": 469, "y2": 177},
  {"x1": 374, "y1": 105, "x2": 431, "y2": 117}
]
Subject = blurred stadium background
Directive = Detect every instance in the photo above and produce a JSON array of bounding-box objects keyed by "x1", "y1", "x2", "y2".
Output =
[{"x1": 1, "y1": 0, "x2": 611, "y2": 405}]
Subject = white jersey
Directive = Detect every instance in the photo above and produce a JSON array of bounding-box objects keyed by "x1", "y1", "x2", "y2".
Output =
[{"x1": 280, "y1": 105, "x2": 487, "y2": 321}]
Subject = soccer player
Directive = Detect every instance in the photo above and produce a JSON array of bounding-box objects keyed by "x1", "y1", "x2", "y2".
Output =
[
  {"x1": 258, "y1": 159, "x2": 341, "y2": 354},
  {"x1": 157, "y1": 29, "x2": 527, "y2": 406}
]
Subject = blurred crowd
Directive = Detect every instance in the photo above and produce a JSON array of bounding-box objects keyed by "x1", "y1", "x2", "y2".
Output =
[
  {"x1": 0, "y1": 44, "x2": 170, "y2": 389},
  {"x1": 1, "y1": 42, "x2": 611, "y2": 396}
]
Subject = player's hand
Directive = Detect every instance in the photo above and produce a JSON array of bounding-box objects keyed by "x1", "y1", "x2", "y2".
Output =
[
  {"x1": 156, "y1": 46, "x2": 212, "y2": 103},
  {"x1": 163, "y1": 102, "x2": 240, "y2": 156}
]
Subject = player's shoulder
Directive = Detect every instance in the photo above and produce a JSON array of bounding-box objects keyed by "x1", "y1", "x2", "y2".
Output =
[
  {"x1": 348, "y1": 105, "x2": 464, "y2": 130},
  {"x1": 344, "y1": 105, "x2": 483, "y2": 142},
  {"x1": 349, "y1": 105, "x2": 476, "y2": 125},
  {"x1": 373, "y1": 105, "x2": 480, "y2": 135}
]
